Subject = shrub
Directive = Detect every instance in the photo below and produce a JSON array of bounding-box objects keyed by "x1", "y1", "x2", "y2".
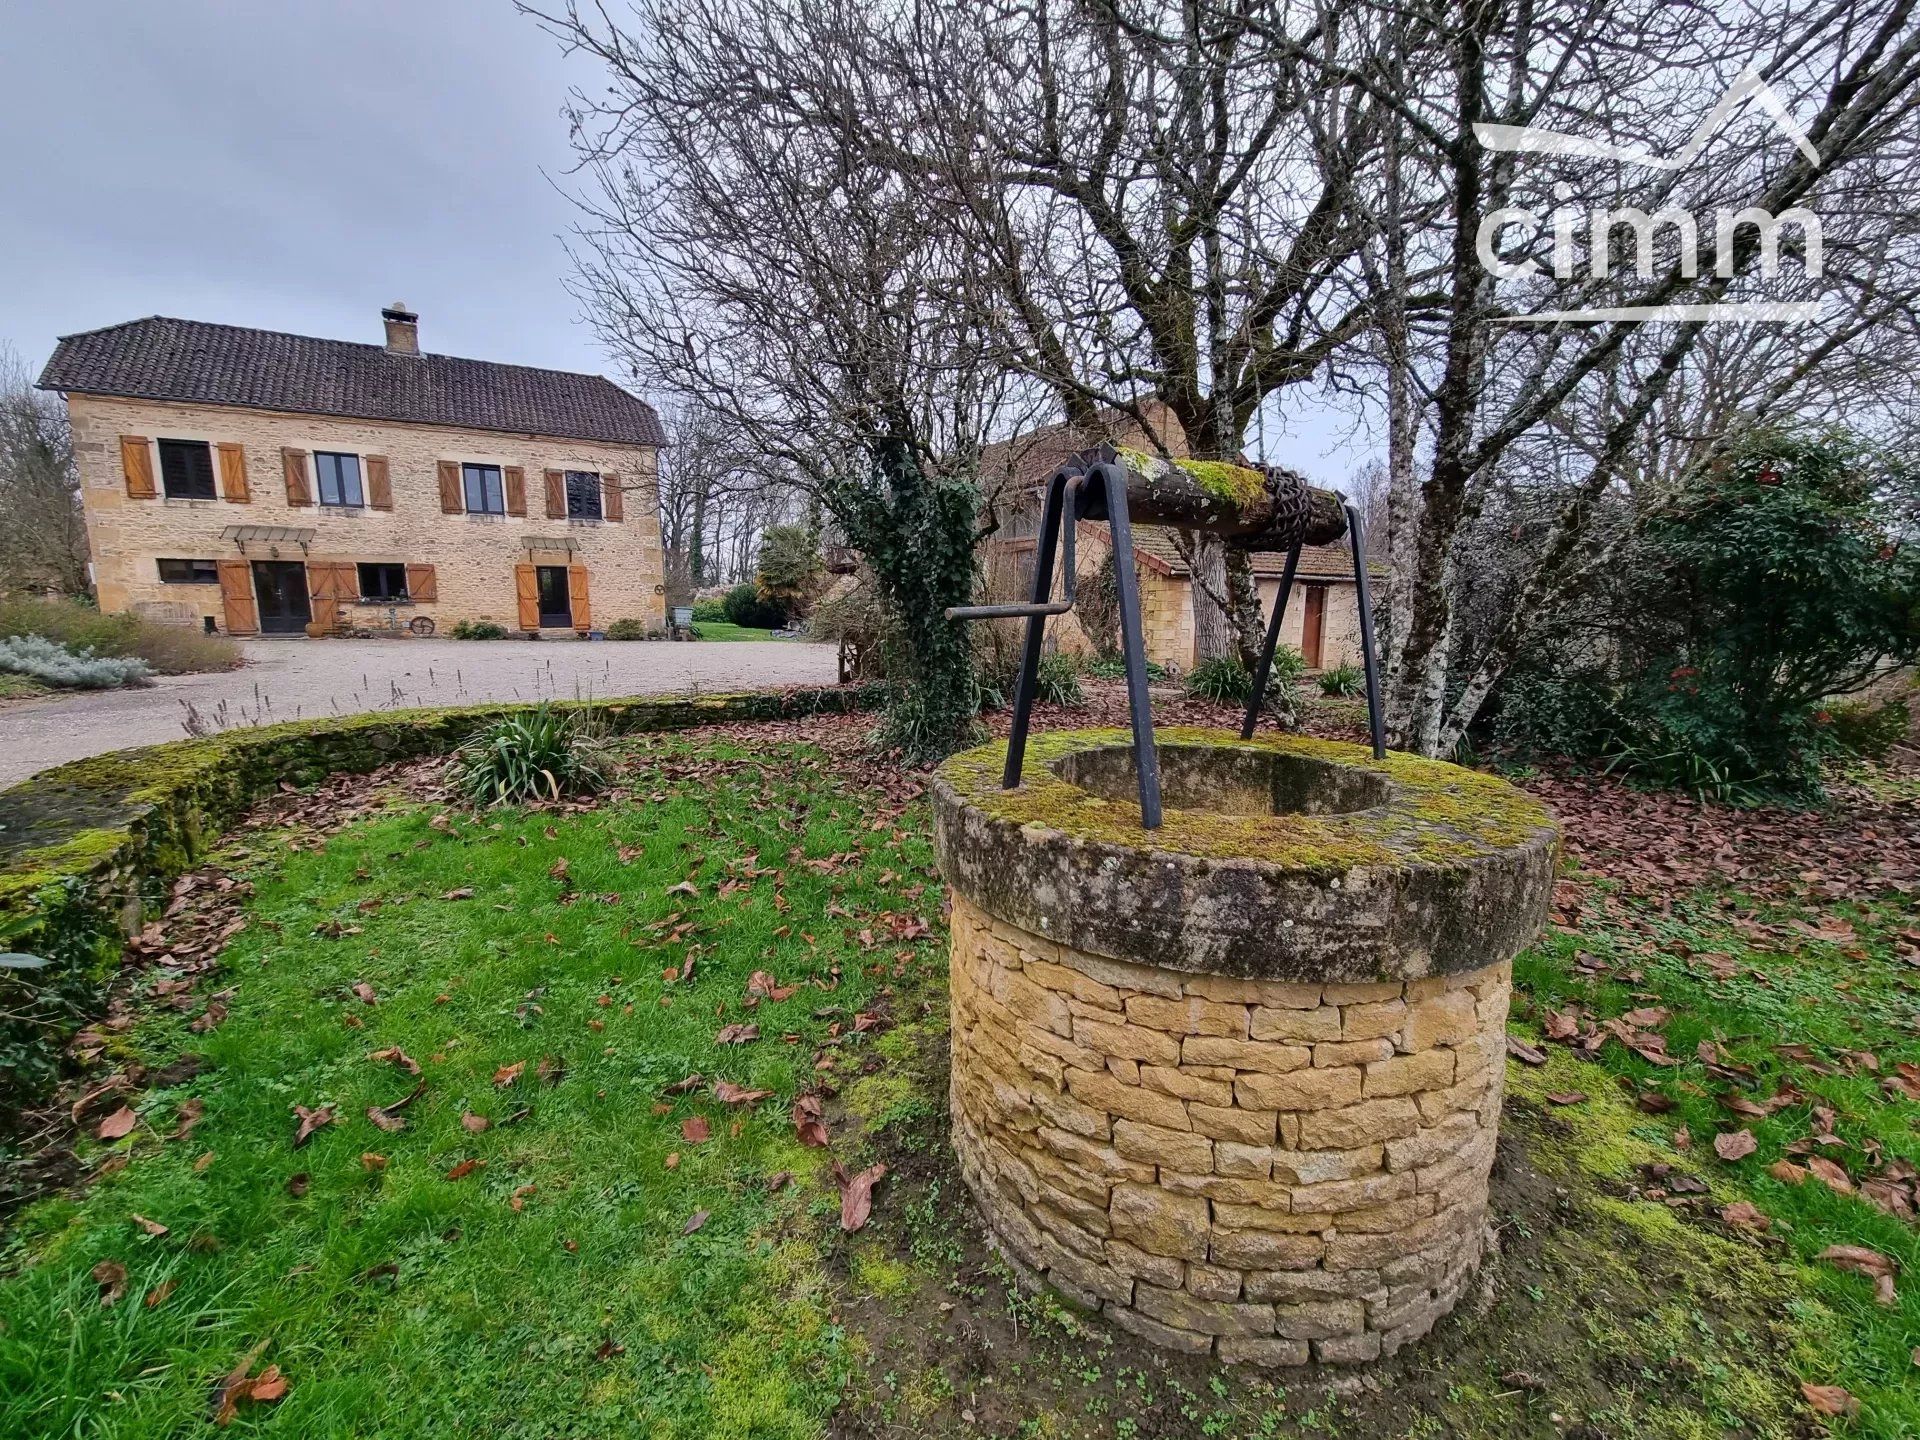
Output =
[
  {"x1": 0, "y1": 879, "x2": 118, "y2": 1125},
  {"x1": 0, "y1": 634, "x2": 151, "y2": 690},
  {"x1": 449, "y1": 619, "x2": 510, "y2": 640},
  {"x1": 1085, "y1": 655, "x2": 1169, "y2": 681},
  {"x1": 1822, "y1": 697, "x2": 1910, "y2": 762},
  {"x1": 453, "y1": 704, "x2": 610, "y2": 806},
  {"x1": 722, "y1": 582, "x2": 787, "y2": 630},
  {"x1": 0, "y1": 597, "x2": 236, "y2": 675},
  {"x1": 1185, "y1": 648, "x2": 1304, "y2": 706},
  {"x1": 691, "y1": 599, "x2": 727, "y2": 623},
  {"x1": 604, "y1": 618, "x2": 652, "y2": 641},
  {"x1": 1493, "y1": 428, "x2": 1920, "y2": 802},
  {"x1": 755, "y1": 524, "x2": 825, "y2": 621},
  {"x1": 1318, "y1": 662, "x2": 1364, "y2": 698}
]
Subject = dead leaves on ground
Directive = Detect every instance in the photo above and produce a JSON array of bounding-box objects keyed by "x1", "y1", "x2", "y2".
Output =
[
  {"x1": 211, "y1": 1341, "x2": 289, "y2": 1426},
  {"x1": 835, "y1": 1161, "x2": 887, "y2": 1232},
  {"x1": 291, "y1": 1104, "x2": 335, "y2": 1147},
  {"x1": 1817, "y1": 1245, "x2": 1899, "y2": 1306}
]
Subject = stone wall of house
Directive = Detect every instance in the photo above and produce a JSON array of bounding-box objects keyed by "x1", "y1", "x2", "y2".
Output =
[
  {"x1": 67, "y1": 394, "x2": 665, "y2": 635},
  {"x1": 948, "y1": 891, "x2": 1510, "y2": 1366}
]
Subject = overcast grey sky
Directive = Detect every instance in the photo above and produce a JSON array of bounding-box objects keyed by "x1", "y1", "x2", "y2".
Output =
[{"x1": 0, "y1": 0, "x2": 1368, "y2": 477}]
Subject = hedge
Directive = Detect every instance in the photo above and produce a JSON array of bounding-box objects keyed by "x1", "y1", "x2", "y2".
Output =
[{"x1": 0, "y1": 686, "x2": 876, "y2": 1113}]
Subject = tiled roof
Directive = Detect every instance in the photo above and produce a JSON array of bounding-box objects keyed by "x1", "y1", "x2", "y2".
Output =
[
  {"x1": 1127, "y1": 525, "x2": 1361, "y2": 581},
  {"x1": 38, "y1": 317, "x2": 665, "y2": 448}
]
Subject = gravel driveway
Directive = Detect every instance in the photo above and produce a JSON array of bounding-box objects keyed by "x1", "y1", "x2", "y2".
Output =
[{"x1": 0, "y1": 637, "x2": 840, "y2": 788}]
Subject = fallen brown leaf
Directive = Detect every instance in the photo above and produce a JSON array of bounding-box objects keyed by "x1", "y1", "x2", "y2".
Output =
[
  {"x1": 460, "y1": 1112, "x2": 490, "y2": 1133},
  {"x1": 493, "y1": 1061, "x2": 525, "y2": 1087},
  {"x1": 1719, "y1": 1201, "x2": 1770, "y2": 1232},
  {"x1": 444, "y1": 1158, "x2": 484, "y2": 1181},
  {"x1": 713, "y1": 1080, "x2": 774, "y2": 1105},
  {"x1": 1799, "y1": 1383, "x2": 1858, "y2": 1418},
  {"x1": 681, "y1": 1115, "x2": 711, "y2": 1144},
  {"x1": 839, "y1": 1162, "x2": 888, "y2": 1232},
  {"x1": 93, "y1": 1260, "x2": 128, "y2": 1306},
  {"x1": 1712, "y1": 1129, "x2": 1758, "y2": 1162},
  {"x1": 682, "y1": 1209, "x2": 711, "y2": 1235},
  {"x1": 1817, "y1": 1245, "x2": 1898, "y2": 1305},
  {"x1": 291, "y1": 1104, "x2": 335, "y2": 1148},
  {"x1": 145, "y1": 1278, "x2": 177, "y2": 1308},
  {"x1": 1545, "y1": 1091, "x2": 1588, "y2": 1106},
  {"x1": 132, "y1": 1214, "x2": 169, "y2": 1237},
  {"x1": 97, "y1": 1105, "x2": 138, "y2": 1141}
]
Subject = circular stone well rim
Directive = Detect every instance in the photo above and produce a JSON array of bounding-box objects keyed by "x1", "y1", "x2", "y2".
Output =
[{"x1": 932, "y1": 728, "x2": 1558, "y2": 984}]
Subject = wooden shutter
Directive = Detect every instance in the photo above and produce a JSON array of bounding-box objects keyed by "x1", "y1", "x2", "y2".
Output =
[
  {"x1": 505, "y1": 466, "x2": 527, "y2": 517},
  {"x1": 216, "y1": 442, "x2": 250, "y2": 503},
  {"x1": 120, "y1": 436, "x2": 156, "y2": 498},
  {"x1": 438, "y1": 461, "x2": 464, "y2": 514},
  {"x1": 515, "y1": 564, "x2": 541, "y2": 629},
  {"x1": 405, "y1": 563, "x2": 437, "y2": 603},
  {"x1": 217, "y1": 559, "x2": 258, "y2": 634},
  {"x1": 544, "y1": 469, "x2": 566, "y2": 518},
  {"x1": 366, "y1": 455, "x2": 392, "y2": 510},
  {"x1": 282, "y1": 448, "x2": 313, "y2": 506},
  {"x1": 601, "y1": 472, "x2": 623, "y2": 521},
  {"x1": 567, "y1": 565, "x2": 591, "y2": 630}
]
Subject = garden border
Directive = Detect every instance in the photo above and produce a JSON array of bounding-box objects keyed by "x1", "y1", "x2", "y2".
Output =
[{"x1": 0, "y1": 686, "x2": 874, "y2": 1107}]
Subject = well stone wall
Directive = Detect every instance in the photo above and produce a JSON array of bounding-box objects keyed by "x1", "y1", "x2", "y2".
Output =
[{"x1": 948, "y1": 890, "x2": 1511, "y2": 1366}]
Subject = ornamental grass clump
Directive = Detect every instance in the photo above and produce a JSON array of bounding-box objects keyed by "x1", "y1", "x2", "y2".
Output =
[
  {"x1": 0, "y1": 633, "x2": 152, "y2": 690},
  {"x1": 453, "y1": 704, "x2": 610, "y2": 806}
]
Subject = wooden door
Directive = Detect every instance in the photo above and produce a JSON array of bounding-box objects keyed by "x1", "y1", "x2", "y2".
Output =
[
  {"x1": 1301, "y1": 585, "x2": 1326, "y2": 670},
  {"x1": 217, "y1": 560, "x2": 258, "y2": 634},
  {"x1": 515, "y1": 564, "x2": 542, "y2": 630},
  {"x1": 566, "y1": 566, "x2": 591, "y2": 630}
]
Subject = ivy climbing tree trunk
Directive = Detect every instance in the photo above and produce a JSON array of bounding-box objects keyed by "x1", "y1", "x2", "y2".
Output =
[{"x1": 828, "y1": 438, "x2": 983, "y2": 762}]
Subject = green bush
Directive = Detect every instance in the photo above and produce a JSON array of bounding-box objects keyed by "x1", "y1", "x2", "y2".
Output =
[
  {"x1": 1317, "y1": 662, "x2": 1364, "y2": 698},
  {"x1": 1494, "y1": 429, "x2": 1920, "y2": 802},
  {"x1": 722, "y1": 582, "x2": 787, "y2": 630},
  {"x1": 603, "y1": 618, "x2": 652, "y2": 641},
  {"x1": 453, "y1": 704, "x2": 610, "y2": 806},
  {"x1": 1823, "y1": 697, "x2": 1910, "y2": 761},
  {"x1": 449, "y1": 619, "x2": 510, "y2": 640},
  {"x1": 0, "y1": 634, "x2": 151, "y2": 689},
  {"x1": 1185, "y1": 648, "x2": 1305, "y2": 705},
  {"x1": 1085, "y1": 655, "x2": 1169, "y2": 682},
  {"x1": 690, "y1": 599, "x2": 727, "y2": 623},
  {"x1": 0, "y1": 597, "x2": 237, "y2": 675}
]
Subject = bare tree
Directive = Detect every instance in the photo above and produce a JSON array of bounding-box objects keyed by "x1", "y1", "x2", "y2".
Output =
[
  {"x1": 1321, "y1": 0, "x2": 1920, "y2": 753},
  {"x1": 523, "y1": 0, "x2": 1023, "y2": 758},
  {"x1": 0, "y1": 346, "x2": 87, "y2": 597}
]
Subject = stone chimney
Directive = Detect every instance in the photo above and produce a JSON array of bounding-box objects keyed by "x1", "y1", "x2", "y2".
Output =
[{"x1": 381, "y1": 302, "x2": 420, "y2": 356}]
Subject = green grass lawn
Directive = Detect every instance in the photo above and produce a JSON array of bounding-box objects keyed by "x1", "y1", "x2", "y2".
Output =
[
  {"x1": 688, "y1": 621, "x2": 780, "y2": 642},
  {"x1": 0, "y1": 736, "x2": 934, "y2": 1438},
  {"x1": 1511, "y1": 885, "x2": 1920, "y2": 1437},
  {"x1": 2, "y1": 726, "x2": 1916, "y2": 1439}
]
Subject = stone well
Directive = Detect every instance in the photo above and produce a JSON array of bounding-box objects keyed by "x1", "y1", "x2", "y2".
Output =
[{"x1": 932, "y1": 728, "x2": 1558, "y2": 1366}]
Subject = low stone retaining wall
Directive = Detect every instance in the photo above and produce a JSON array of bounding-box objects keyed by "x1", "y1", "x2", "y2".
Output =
[
  {"x1": 934, "y1": 728, "x2": 1558, "y2": 1367},
  {"x1": 0, "y1": 685, "x2": 872, "y2": 1111}
]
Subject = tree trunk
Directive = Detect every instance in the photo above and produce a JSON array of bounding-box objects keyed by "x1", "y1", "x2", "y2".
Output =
[
  {"x1": 1226, "y1": 549, "x2": 1266, "y2": 672},
  {"x1": 1189, "y1": 531, "x2": 1234, "y2": 664}
]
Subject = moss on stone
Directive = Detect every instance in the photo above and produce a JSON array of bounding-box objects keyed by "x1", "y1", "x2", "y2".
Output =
[{"x1": 936, "y1": 727, "x2": 1555, "y2": 874}]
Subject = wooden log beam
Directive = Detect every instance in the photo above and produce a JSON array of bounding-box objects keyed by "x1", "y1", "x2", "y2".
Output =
[{"x1": 1068, "y1": 447, "x2": 1347, "y2": 549}]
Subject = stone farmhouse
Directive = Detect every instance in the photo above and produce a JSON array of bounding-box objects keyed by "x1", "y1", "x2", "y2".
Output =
[
  {"x1": 37, "y1": 305, "x2": 667, "y2": 638},
  {"x1": 978, "y1": 405, "x2": 1366, "y2": 673}
]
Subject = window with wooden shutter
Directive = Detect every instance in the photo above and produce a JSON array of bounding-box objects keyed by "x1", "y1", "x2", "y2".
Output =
[
  {"x1": 365, "y1": 455, "x2": 392, "y2": 510},
  {"x1": 437, "y1": 461, "x2": 464, "y2": 513},
  {"x1": 544, "y1": 470, "x2": 566, "y2": 518},
  {"x1": 282, "y1": 448, "x2": 313, "y2": 506},
  {"x1": 216, "y1": 442, "x2": 250, "y2": 502},
  {"x1": 567, "y1": 565, "x2": 591, "y2": 630},
  {"x1": 515, "y1": 564, "x2": 541, "y2": 630},
  {"x1": 217, "y1": 559, "x2": 258, "y2": 634},
  {"x1": 119, "y1": 436, "x2": 156, "y2": 498},
  {"x1": 405, "y1": 563, "x2": 437, "y2": 602},
  {"x1": 505, "y1": 466, "x2": 527, "y2": 516},
  {"x1": 602, "y1": 473, "x2": 624, "y2": 522}
]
